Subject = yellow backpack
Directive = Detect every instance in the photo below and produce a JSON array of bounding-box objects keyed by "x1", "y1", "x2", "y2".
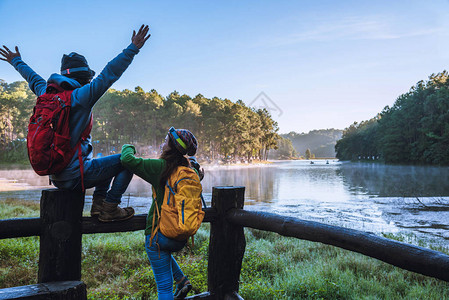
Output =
[{"x1": 151, "y1": 166, "x2": 205, "y2": 243}]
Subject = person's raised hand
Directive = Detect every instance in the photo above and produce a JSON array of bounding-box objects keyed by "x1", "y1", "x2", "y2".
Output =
[
  {"x1": 132, "y1": 25, "x2": 151, "y2": 49},
  {"x1": 0, "y1": 46, "x2": 21, "y2": 63}
]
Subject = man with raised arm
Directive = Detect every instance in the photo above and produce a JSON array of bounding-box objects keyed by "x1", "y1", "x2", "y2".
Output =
[{"x1": 0, "y1": 25, "x2": 151, "y2": 222}]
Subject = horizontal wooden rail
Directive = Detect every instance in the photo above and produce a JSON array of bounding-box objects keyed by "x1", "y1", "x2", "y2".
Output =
[
  {"x1": 227, "y1": 209, "x2": 449, "y2": 282},
  {"x1": 0, "y1": 208, "x2": 217, "y2": 239},
  {"x1": 0, "y1": 281, "x2": 86, "y2": 299},
  {"x1": 81, "y1": 214, "x2": 147, "y2": 234},
  {"x1": 0, "y1": 217, "x2": 40, "y2": 239},
  {"x1": 82, "y1": 207, "x2": 217, "y2": 234}
]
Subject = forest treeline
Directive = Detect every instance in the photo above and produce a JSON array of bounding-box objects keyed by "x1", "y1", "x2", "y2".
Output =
[
  {"x1": 283, "y1": 129, "x2": 342, "y2": 158},
  {"x1": 335, "y1": 71, "x2": 449, "y2": 165},
  {"x1": 268, "y1": 129, "x2": 342, "y2": 159},
  {"x1": 0, "y1": 80, "x2": 280, "y2": 163}
]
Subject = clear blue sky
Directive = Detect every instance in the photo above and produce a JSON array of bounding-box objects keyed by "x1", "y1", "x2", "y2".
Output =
[{"x1": 1, "y1": 0, "x2": 449, "y2": 133}]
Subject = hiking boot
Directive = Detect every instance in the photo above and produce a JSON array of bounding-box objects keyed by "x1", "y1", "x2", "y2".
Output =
[
  {"x1": 174, "y1": 276, "x2": 192, "y2": 300},
  {"x1": 98, "y1": 201, "x2": 134, "y2": 222},
  {"x1": 90, "y1": 195, "x2": 105, "y2": 217}
]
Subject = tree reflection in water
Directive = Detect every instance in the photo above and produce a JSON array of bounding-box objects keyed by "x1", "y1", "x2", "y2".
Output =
[{"x1": 337, "y1": 162, "x2": 449, "y2": 197}]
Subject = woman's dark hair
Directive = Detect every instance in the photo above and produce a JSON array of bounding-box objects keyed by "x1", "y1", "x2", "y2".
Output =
[{"x1": 159, "y1": 138, "x2": 190, "y2": 187}]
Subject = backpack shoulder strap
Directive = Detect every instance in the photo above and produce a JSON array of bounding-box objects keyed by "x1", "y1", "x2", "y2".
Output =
[
  {"x1": 150, "y1": 201, "x2": 161, "y2": 247},
  {"x1": 47, "y1": 84, "x2": 89, "y2": 191},
  {"x1": 201, "y1": 194, "x2": 207, "y2": 209},
  {"x1": 165, "y1": 180, "x2": 176, "y2": 205}
]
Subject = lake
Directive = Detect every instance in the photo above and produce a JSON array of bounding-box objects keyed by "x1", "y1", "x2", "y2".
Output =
[{"x1": 1, "y1": 160, "x2": 448, "y2": 246}]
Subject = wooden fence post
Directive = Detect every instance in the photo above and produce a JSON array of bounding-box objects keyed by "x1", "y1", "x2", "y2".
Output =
[
  {"x1": 208, "y1": 186, "x2": 246, "y2": 300},
  {"x1": 38, "y1": 189, "x2": 85, "y2": 283}
]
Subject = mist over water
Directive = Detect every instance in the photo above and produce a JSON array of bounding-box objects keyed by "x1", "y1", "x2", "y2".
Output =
[{"x1": 1, "y1": 160, "x2": 449, "y2": 245}]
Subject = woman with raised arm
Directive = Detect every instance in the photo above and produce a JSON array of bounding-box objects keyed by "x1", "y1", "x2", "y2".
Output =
[{"x1": 121, "y1": 127, "x2": 204, "y2": 300}]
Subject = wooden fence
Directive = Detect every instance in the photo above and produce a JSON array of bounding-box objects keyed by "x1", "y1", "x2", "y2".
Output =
[{"x1": 0, "y1": 186, "x2": 448, "y2": 299}]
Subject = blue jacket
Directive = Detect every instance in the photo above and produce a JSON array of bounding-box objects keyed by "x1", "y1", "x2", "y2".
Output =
[{"x1": 11, "y1": 43, "x2": 140, "y2": 181}]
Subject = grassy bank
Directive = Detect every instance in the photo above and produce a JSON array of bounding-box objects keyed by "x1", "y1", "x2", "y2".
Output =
[{"x1": 1, "y1": 199, "x2": 449, "y2": 299}]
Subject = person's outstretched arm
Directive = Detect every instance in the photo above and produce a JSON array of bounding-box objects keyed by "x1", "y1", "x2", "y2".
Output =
[
  {"x1": 120, "y1": 144, "x2": 164, "y2": 186},
  {"x1": 0, "y1": 45, "x2": 47, "y2": 96},
  {"x1": 72, "y1": 25, "x2": 151, "y2": 109}
]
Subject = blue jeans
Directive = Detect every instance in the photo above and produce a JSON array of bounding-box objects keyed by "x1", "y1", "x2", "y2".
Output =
[
  {"x1": 145, "y1": 233, "x2": 187, "y2": 300},
  {"x1": 52, "y1": 154, "x2": 133, "y2": 204}
]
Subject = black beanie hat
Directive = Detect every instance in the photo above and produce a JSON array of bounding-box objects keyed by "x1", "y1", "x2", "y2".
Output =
[{"x1": 60, "y1": 52, "x2": 95, "y2": 79}]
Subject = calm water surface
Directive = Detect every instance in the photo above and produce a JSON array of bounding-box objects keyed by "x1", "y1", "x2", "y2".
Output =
[{"x1": 1, "y1": 160, "x2": 448, "y2": 245}]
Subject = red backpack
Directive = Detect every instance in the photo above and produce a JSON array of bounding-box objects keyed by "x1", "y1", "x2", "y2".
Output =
[{"x1": 27, "y1": 84, "x2": 92, "y2": 187}]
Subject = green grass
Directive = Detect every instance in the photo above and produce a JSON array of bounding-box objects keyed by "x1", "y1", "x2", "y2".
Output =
[
  {"x1": 0, "y1": 198, "x2": 40, "y2": 219},
  {"x1": 1, "y1": 199, "x2": 449, "y2": 299}
]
